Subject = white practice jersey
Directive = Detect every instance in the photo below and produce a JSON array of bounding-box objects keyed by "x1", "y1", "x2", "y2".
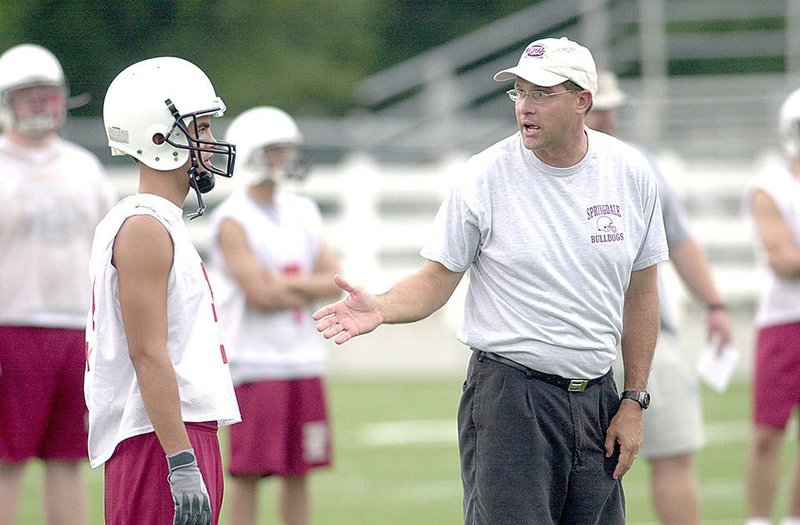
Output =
[
  {"x1": 421, "y1": 128, "x2": 668, "y2": 378},
  {"x1": 84, "y1": 193, "x2": 241, "y2": 468},
  {"x1": 744, "y1": 166, "x2": 800, "y2": 328},
  {"x1": 207, "y1": 189, "x2": 327, "y2": 383},
  {"x1": 0, "y1": 136, "x2": 116, "y2": 328}
]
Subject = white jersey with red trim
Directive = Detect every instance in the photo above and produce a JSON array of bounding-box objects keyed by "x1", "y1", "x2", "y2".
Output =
[
  {"x1": 207, "y1": 189, "x2": 326, "y2": 383},
  {"x1": 0, "y1": 135, "x2": 115, "y2": 328},
  {"x1": 744, "y1": 165, "x2": 800, "y2": 328},
  {"x1": 84, "y1": 193, "x2": 241, "y2": 468}
]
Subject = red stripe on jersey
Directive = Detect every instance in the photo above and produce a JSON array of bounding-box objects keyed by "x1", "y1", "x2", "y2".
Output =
[
  {"x1": 200, "y1": 262, "x2": 219, "y2": 321},
  {"x1": 200, "y1": 262, "x2": 215, "y2": 300},
  {"x1": 91, "y1": 278, "x2": 96, "y2": 330}
]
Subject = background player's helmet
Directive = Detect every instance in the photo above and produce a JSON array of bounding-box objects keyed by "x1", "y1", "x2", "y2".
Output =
[
  {"x1": 225, "y1": 106, "x2": 308, "y2": 187},
  {"x1": 592, "y1": 70, "x2": 627, "y2": 111},
  {"x1": 0, "y1": 44, "x2": 67, "y2": 137},
  {"x1": 779, "y1": 86, "x2": 800, "y2": 158},
  {"x1": 102, "y1": 56, "x2": 235, "y2": 179}
]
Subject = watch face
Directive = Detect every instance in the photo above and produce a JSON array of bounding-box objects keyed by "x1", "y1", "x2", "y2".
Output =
[
  {"x1": 640, "y1": 391, "x2": 651, "y2": 409},
  {"x1": 623, "y1": 390, "x2": 650, "y2": 409}
]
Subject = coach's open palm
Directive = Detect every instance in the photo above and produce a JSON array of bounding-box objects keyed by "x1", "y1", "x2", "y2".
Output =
[
  {"x1": 167, "y1": 449, "x2": 211, "y2": 525},
  {"x1": 313, "y1": 274, "x2": 383, "y2": 344}
]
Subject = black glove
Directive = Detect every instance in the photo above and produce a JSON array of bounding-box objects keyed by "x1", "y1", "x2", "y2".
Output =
[{"x1": 166, "y1": 448, "x2": 211, "y2": 525}]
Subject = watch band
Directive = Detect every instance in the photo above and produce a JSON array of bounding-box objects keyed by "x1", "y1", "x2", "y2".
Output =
[{"x1": 621, "y1": 390, "x2": 650, "y2": 409}]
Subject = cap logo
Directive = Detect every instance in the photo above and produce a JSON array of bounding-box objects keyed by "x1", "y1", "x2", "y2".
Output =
[{"x1": 526, "y1": 44, "x2": 546, "y2": 58}]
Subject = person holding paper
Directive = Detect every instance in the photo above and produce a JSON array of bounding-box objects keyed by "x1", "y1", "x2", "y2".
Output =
[
  {"x1": 743, "y1": 86, "x2": 800, "y2": 525},
  {"x1": 587, "y1": 70, "x2": 732, "y2": 525}
]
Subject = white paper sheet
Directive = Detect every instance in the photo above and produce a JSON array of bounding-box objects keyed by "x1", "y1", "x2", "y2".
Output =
[{"x1": 696, "y1": 336, "x2": 740, "y2": 393}]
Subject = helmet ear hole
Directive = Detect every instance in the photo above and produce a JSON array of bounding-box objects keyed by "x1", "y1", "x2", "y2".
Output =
[{"x1": 152, "y1": 132, "x2": 166, "y2": 145}]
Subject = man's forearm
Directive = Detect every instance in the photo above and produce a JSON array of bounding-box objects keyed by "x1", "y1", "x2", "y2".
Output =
[
  {"x1": 286, "y1": 273, "x2": 343, "y2": 301},
  {"x1": 670, "y1": 238, "x2": 723, "y2": 305},
  {"x1": 378, "y1": 261, "x2": 463, "y2": 324},
  {"x1": 621, "y1": 267, "x2": 660, "y2": 390}
]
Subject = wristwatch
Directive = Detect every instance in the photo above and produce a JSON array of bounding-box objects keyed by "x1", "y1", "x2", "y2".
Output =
[{"x1": 621, "y1": 390, "x2": 651, "y2": 410}]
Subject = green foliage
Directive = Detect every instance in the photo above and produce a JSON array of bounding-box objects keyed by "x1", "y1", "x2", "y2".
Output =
[
  {"x1": 374, "y1": 0, "x2": 536, "y2": 66},
  {"x1": 0, "y1": 0, "x2": 535, "y2": 118}
]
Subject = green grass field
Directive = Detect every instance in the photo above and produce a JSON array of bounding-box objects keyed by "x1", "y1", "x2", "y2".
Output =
[{"x1": 15, "y1": 378, "x2": 795, "y2": 524}]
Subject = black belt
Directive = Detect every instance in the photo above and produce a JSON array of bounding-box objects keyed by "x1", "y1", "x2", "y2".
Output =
[{"x1": 473, "y1": 350, "x2": 607, "y2": 392}]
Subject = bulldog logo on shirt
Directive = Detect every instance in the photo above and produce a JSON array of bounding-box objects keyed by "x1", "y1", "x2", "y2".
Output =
[{"x1": 586, "y1": 204, "x2": 625, "y2": 243}]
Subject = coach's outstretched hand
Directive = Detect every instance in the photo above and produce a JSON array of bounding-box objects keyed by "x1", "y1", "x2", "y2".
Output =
[
  {"x1": 167, "y1": 448, "x2": 211, "y2": 525},
  {"x1": 313, "y1": 274, "x2": 383, "y2": 344}
]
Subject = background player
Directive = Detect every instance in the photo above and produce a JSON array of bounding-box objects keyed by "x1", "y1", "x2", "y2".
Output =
[
  {"x1": 0, "y1": 43, "x2": 115, "y2": 525},
  {"x1": 743, "y1": 85, "x2": 800, "y2": 525},
  {"x1": 208, "y1": 106, "x2": 341, "y2": 525}
]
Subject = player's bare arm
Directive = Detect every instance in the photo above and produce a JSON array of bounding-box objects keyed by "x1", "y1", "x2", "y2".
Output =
[
  {"x1": 282, "y1": 241, "x2": 342, "y2": 301},
  {"x1": 751, "y1": 189, "x2": 800, "y2": 278},
  {"x1": 114, "y1": 214, "x2": 191, "y2": 455},
  {"x1": 217, "y1": 217, "x2": 308, "y2": 310},
  {"x1": 313, "y1": 260, "x2": 464, "y2": 345},
  {"x1": 605, "y1": 263, "x2": 659, "y2": 479}
]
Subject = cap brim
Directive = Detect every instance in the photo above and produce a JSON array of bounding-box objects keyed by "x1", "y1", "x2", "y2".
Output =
[{"x1": 493, "y1": 66, "x2": 568, "y2": 87}]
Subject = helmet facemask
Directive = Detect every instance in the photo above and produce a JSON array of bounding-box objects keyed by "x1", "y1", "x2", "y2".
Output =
[
  {"x1": 163, "y1": 98, "x2": 236, "y2": 218},
  {"x1": 2, "y1": 83, "x2": 66, "y2": 139},
  {"x1": 247, "y1": 144, "x2": 309, "y2": 186},
  {"x1": 0, "y1": 44, "x2": 67, "y2": 139},
  {"x1": 783, "y1": 119, "x2": 800, "y2": 159}
]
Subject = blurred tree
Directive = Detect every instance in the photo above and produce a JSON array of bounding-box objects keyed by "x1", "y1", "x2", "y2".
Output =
[
  {"x1": 0, "y1": 0, "x2": 538, "y2": 117},
  {"x1": 375, "y1": 0, "x2": 537, "y2": 65}
]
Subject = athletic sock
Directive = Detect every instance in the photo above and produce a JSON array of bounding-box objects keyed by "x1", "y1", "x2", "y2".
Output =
[
  {"x1": 779, "y1": 517, "x2": 800, "y2": 525},
  {"x1": 745, "y1": 519, "x2": 770, "y2": 525}
]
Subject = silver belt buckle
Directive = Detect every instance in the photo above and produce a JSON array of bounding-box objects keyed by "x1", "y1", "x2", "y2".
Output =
[{"x1": 567, "y1": 379, "x2": 588, "y2": 392}]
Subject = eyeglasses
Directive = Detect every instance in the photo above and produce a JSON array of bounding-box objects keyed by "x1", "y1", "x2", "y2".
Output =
[{"x1": 506, "y1": 88, "x2": 575, "y2": 104}]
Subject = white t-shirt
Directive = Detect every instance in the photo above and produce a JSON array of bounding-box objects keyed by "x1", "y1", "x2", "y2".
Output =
[
  {"x1": 207, "y1": 189, "x2": 327, "y2": 383},
  {"x1": 84, "y1": 193, "x2": 241, "y2": 468},
  {"x1": 421, "y1": 128, "x2": 668, "y2": 378},
  {"x1": 0, "y1": 136, "x2": 116, "y2": 328},
  {"x1": 744, "y1": 166, "x2": 800, "y2": 327}
]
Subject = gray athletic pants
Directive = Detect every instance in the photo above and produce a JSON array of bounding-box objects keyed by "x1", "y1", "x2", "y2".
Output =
[{"x1": 458, "y1": 351, "x2": 625, "y2": 525}]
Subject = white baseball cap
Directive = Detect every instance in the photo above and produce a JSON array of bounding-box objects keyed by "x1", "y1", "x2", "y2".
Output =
[
  {"x1": 593, "y1": 70, "x2": 628, "y2": 111},
  {"x1": 494, "y1": 37, "x2": 598, "y2": 95}
]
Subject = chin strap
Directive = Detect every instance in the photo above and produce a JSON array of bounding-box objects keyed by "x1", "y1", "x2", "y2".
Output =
[{"x1": 187, "y1": 162, "x2": 215, "y2": 220}]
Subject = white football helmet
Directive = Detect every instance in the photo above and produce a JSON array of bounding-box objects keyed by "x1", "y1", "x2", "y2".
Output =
[
  {"x1": 779, "y1": 86, "x2": 800, "y2": 158},
  {"x1": 225, "y1": 106, "x2": 307, "y2": 187},
  {"x1": 592, "y1": 70, "x2": 627, "y2": 111},
  {"x1": 103, "y1": 57, "x2": 235, "y2": 216},
  {"x1": 0, "y1": 44, "x2": 67, "y2": 137}
]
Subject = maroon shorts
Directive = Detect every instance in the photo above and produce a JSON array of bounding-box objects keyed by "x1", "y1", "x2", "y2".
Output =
[
  {"x1": 104, "y1": 422, "x2": 223, "y2": 525},
  {"x1": 0, "y1": 326, "x2": 88, "y2": 462},
  {"x1": 229, "y1": 377, "x2": 331, "y2": 477},
  {"x1": 753, "y1": 322, "x2": 800, "y2": 429}
]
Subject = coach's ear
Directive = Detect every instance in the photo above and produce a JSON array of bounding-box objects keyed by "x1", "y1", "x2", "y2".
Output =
[{"x1": 577, "y1": 90, "x2": 593, "y2": 115}]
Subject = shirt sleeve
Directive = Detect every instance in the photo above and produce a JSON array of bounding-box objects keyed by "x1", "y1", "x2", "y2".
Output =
[
  {"x1": 420, "y1": 168, "x2": 482, "y2": 272},
  {"x1": 632, "y1": 162, "x2": 670, "y2": 271}
]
